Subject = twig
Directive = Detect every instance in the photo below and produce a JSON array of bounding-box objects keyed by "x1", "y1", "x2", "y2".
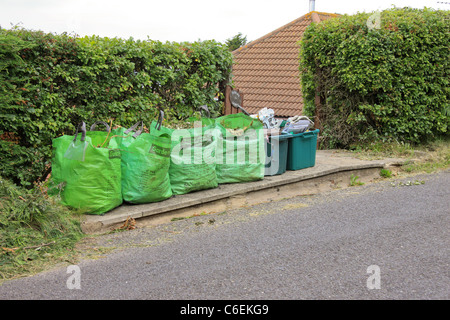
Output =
[
  {"x1": 115, "y1": 216, "x2": 136, "y2": 231},
  {"x1": 1, "y1": 241, "x2": 56, "y2": 253},
  {"x1": 22, "y1": 241, "x2": 56, "y2": 250}
]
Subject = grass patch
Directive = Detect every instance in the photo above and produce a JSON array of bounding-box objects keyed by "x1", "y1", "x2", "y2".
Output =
[
  {"x1": 380, "y1": 169, "x2": 393, "y2": 178},
  {"x1": 0, "y1": 176, "x2": 85, "y2": 282},
  {"x1": 400, "y1": 138, "x2": 450, "y2": 174},
  {"x1": 350, "y1": 140, "x2": 417, "y2": 160},
  {"x1": 349, "y1": 174, "x2": 364, "y2": 186},
  {"x1": 349, "y1": 136, "x2": 450, "y2": 174}
]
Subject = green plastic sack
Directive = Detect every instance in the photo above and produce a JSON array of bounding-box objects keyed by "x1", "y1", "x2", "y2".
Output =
[
  {"x1": 151, "y1": 116, "x2": 218, "y2": 195},
  {"x1": 118, "y1": 116, "x2": 173, "y2": 204},
  {"x1": 215, "y1": 113, "x2": 265, "y2": 184},
  {"x1": 50, "y1": 122, "x2": 122, "y2": 215},
  {"x1": 187, "y1": 105, "x2": 215, "y2": 127}
]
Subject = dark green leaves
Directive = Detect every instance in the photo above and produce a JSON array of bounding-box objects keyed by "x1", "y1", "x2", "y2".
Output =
[
  {"x1": 299, "y1": 8, "x2": 449, "y2": 148},
  {"x1": 0, "y1": 28, "x2": 233, "y2": 187}
]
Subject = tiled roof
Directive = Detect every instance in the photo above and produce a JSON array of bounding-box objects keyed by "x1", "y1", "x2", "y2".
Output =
[{"x1": 231, "y1": 11, "x2": 339, "y2": 118}]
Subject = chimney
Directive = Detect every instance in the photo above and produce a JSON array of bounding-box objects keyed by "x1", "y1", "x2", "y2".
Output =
[{"x1": 309, "y1": 0, "x2": 315, "y2": 12}]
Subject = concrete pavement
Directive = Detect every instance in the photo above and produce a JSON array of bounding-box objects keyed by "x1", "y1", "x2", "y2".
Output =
[{"x1": 81, "y1": 150, "x2": 411, "y2": 234}]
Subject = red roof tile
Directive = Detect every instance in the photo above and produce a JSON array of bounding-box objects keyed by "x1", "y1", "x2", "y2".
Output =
[{"x1": 231, "y1": 11, "x2": 339, "y2": 118}]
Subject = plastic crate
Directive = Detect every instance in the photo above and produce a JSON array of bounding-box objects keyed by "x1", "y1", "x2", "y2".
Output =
[
  {"x1": 286, "y1": 129, "x2": 319, "y2": 170},
  {"x1": 264, "y1": 135, "x2": 289, "y2": 176}
]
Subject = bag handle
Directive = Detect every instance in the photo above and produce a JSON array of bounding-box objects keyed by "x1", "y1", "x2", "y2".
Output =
[
  {"x1": 199, "y1": 105, "x2": 210, "y2": 118},
  {"x1": 155, "y1": 110, "x2": 164, "y2": 131},
  {"x1": 73, "y1": 122, "x2": 86, "y2": 142},
  {"x1": 124, "y1": 121, "x2": 144, "y2": 138},
  {"x1": 90, "y1": 121, "x2": 111, "y2": 132}
]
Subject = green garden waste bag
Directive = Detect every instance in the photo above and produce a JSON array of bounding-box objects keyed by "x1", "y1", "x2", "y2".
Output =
[
  {"x1": 215, "y1": 113, "x2": 265, "y2": 184},
  {"x1": 50, "y1": 122, "x2": 122, "y2": 215},
  {"x1": 187, "y1": 104, "x2": 215, "y2": 127},
  {"x1": 118, "y1": 116, "x2": 173, "y2": 204},
  {"x1": 151, "y1": 114, "x2": 218, "y2": 195}
]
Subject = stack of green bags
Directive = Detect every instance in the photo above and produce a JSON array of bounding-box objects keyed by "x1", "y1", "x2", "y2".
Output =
[{"x1": 50, "y1": 111, "x2": 265, "y2": 215}]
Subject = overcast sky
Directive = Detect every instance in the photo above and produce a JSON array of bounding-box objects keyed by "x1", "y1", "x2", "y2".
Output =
[{"x1": 0, "y1": 0, "x2": 448, "y2": 43}]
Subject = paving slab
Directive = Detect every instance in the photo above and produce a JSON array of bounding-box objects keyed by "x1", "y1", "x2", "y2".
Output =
[{"x1": 80, "y1": 150, "x2": 410, "y2": 234}]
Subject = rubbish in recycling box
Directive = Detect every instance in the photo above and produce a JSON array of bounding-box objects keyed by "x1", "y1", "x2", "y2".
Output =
[
  {"x1": 286, "y1": 129, "x2": 320, "y2": 171},
  {"x1": 281, "y1": 115, "x2": 314, "y2": 135}
]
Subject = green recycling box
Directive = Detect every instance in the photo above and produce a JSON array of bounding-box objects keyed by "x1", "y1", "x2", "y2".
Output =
[
  {"x1": 264, "y1": 135, "x2": 289, "y2": 176},
  {"x1": 286, "y1": 129, "x2": 319, "y2": 170}
]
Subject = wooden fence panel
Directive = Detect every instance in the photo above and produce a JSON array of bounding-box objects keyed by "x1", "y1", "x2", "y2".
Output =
[{"x1": 224, "y1": 86, "x2": 244, "y2": 115}]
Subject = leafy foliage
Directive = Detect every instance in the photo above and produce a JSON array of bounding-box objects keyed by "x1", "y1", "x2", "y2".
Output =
[
  {"x1": 225, "y1": 32, "x2": 248, "y2": 51},
  {"x1": 299, "y1": 8, "x2": 449, "y2": 148},
  {"x1": 0, "y1": 27, "x2": 233, "y2": 187}
]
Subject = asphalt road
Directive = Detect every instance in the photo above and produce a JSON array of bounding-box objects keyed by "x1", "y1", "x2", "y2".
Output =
[{"x1": 0, "y1": 171, "x2": 449, "y2": 302}]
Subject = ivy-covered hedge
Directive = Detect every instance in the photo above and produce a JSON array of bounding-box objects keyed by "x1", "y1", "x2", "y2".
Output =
[
  {"x1": 0, "y1": 28, "x2": 233, "y2": 187},
  {"x1": 300, "y1": 8, "x2": 449, "y2": 148}
]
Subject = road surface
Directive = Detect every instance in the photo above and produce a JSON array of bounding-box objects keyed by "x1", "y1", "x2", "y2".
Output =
[{"x1": 0, "y1": 171, "x2": 449, "y2": 304}]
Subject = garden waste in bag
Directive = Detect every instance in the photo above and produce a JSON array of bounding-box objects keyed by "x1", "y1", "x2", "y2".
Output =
[
  {"x1": 50, "y1": 121, "x2": 122, "y2": 215},
  {"x1": 151, "y1": 113, "x2": 218, "y2": 195},
  {"x1": 118, "y1": 113, "x2": 172, "y2": 203},
  {"x1": 215, "y1": 113, "x2": 265, "y2": 184}
]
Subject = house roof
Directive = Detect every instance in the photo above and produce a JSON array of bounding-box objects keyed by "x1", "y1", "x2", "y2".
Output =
[{"x1": 231, "y1": 11, "x2": 339, "y2": 118}]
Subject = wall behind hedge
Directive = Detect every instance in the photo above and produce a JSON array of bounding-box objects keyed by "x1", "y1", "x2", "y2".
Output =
[
  {"x1": 0, "y1": 28, "x2": 233, "y2": 187},
  {"x1": 299, "y1": 8, "x2": 449, "y2": 148}
]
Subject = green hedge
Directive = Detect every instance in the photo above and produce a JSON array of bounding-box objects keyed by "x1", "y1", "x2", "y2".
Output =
[
  {"x1": 299, "y1": 8, "x2": 449, "y2": 148},
  {"x1": 0, "y1": 27, "x2": 233, "y2": 187}
]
